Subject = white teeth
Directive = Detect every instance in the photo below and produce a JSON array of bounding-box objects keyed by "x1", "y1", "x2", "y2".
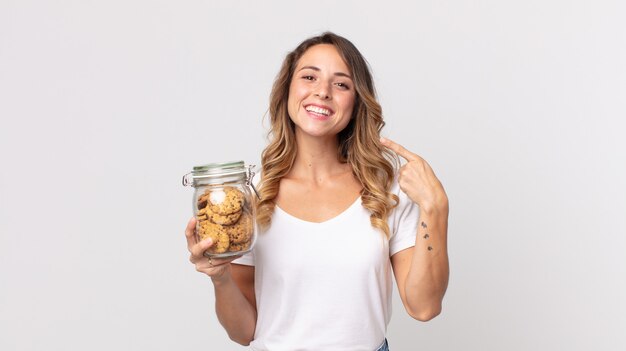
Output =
[{"x1": 305, "y1": 105, "x2": 330, "y2": 116}]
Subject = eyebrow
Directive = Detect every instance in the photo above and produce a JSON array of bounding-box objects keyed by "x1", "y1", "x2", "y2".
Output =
[{"x1": 298, "y1": 65, "x2": 352, "y2": 79}]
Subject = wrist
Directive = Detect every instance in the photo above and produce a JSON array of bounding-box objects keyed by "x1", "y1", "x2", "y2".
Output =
[
  {"x1": 420, "y1": 196, "x2": 449, "y2": 216},
  {"x1": 210, "y1": 269, "x2": 233, "y2": 287}
]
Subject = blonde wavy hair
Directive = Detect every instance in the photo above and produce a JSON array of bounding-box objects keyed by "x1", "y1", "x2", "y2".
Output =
[{"x1": 256, "y1": 32, "x2": 399, "y2": 237}]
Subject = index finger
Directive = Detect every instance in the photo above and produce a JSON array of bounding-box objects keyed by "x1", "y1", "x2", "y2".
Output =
[
  {"x1": 380, "y1": 137, "x2": 419, "y2": 162},
  {"x1": 184, "y1": 216, "x2": 198, "y2": 248}
]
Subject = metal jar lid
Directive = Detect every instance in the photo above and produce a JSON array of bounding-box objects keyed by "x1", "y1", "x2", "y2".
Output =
[{"x1": 182, "y1": 161, "x2": 259, "y2": 198}]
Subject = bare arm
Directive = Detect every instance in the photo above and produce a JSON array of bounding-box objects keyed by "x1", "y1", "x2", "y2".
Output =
[
  {"x1": 391, "y1": 208, "x2": 449, "y2": 321},
  {"x1": 212, "y1": 264, "x2": 257, "y2": 344},
  {"x1": 185, "y1": 218, "x2": 257, "y2": 345},
  {"x1": 381, "y1": 137, "x2": 450, "y2": 321}
]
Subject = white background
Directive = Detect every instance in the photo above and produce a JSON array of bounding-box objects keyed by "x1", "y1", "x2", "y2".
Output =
[{"x1": 1, "y1": 1, "x2": 625, "y2": 350}]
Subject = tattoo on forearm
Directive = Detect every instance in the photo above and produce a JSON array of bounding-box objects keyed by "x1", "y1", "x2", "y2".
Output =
[{"x1": 422, "y1": 221, "x2": 432, "y2": 251}]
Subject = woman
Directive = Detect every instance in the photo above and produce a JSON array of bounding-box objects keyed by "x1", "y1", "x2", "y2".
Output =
[{"x1": 185, "y1": 32, "x2": 449, "y2": 351}]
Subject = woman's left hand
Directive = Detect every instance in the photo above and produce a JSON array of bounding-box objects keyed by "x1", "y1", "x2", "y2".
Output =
[{"x1": 380, "y1": 137, "x2": 448, "y2": 214}]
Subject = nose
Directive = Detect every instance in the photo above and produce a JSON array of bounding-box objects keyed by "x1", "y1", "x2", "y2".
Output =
[
  {"x1": 314, "y1": 83, "x2": 331, "y2": 100},
  {"x1": 315, "y1": 92, "x2": 329, "y2": 99}
]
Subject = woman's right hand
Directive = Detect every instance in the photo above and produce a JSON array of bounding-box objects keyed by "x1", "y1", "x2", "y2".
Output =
[{"x1": 185, "y1": 217, "x2": 241, "y2": 282}]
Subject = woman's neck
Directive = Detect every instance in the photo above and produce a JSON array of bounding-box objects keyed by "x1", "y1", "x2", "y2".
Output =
[{"x1": 289, "y1": 131, "x2": 350, "y2": 182}]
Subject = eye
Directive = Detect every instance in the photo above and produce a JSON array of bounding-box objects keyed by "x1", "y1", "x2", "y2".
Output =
[
  {"x1": 302, "y1": 75, "x2": 315, "y2": 81},
  {"x1": 335, "y1": 82, "x2": 351, "y2": 90}
]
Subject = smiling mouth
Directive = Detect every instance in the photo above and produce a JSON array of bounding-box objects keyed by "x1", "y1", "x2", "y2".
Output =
[{"x1": 305, "y1": 105, "x2": 333, "y2": 117}]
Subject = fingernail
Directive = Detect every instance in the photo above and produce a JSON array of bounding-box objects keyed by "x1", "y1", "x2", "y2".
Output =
[{"x1": 380, "y1": 137, "x2": 387, "y2": 143}]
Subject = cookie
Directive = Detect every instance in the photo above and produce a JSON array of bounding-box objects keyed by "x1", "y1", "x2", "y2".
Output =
[
  {"x1": 225, "y1": 213, "x2": 253, "y2": 244},
  {"x1": 196, "y1": 207, "x2": 208, "y2": 221},
  {"x1": 208, "y1": 186, "x2": 244, "y2": 215},
  {"x1": 228, "y1": 240, "x2": 251, "y2": 252},
  {"x1": 198, "y1": 222, "x2": 230, "y2": 254},
  {"x1": 207, "y1": 207, "x2": 242, "y2": 225},
  {"x1": 197, "y1": 193, "x2": 208, "y2": 210}
]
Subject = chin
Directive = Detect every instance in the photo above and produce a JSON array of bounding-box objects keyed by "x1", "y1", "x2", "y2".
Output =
[{"x1": 296, "y1": 126, "x2": 337, "y2": 139}]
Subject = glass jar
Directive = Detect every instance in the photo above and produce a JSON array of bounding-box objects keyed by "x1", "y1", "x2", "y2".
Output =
[{"x1": 182, "y1": 161, "x2": 258, "y2": 258}]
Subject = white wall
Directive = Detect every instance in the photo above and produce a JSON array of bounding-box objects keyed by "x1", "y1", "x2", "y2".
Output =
[{"x1": 1, "y1": 1, "x2": 625, "y2": 350}]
